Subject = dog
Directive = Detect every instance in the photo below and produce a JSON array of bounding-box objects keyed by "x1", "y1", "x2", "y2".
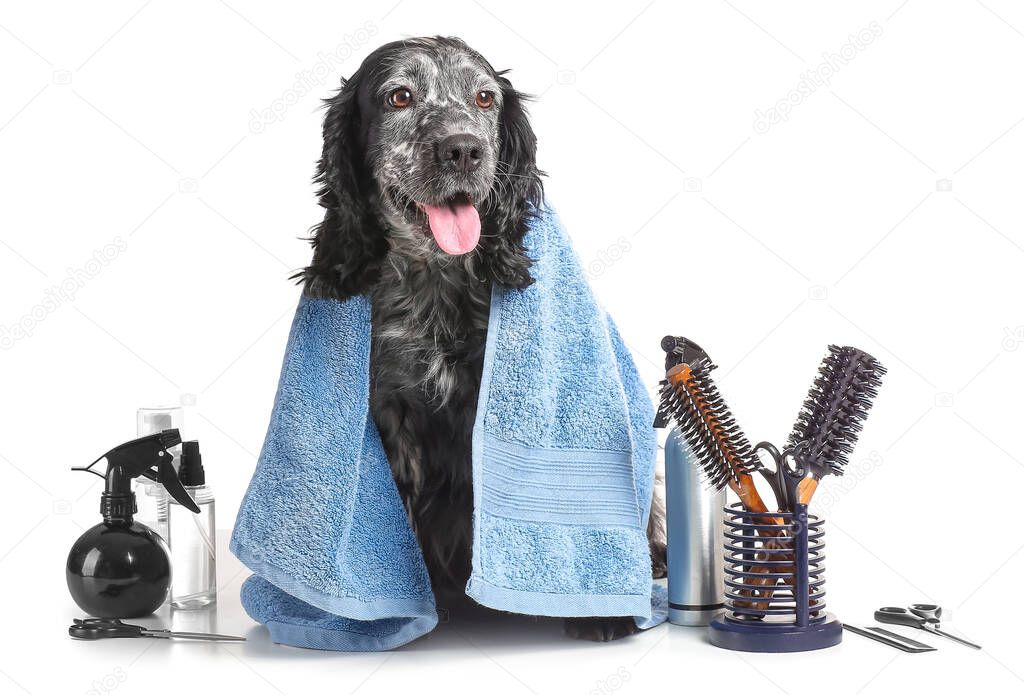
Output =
[{"x1": 297, "y1": 36, "x2": 664, "y2": 641}]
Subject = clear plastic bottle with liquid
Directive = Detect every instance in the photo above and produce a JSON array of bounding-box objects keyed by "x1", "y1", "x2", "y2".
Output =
[{"x1": 167, "y1": 441, "x2": 217, "y2": 609}]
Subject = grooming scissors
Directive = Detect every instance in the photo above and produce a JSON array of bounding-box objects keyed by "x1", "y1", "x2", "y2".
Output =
[
  {"x1": 875, "y1": 606, "x2": 981, "y2": 650},
  {"x1": 751, "y1": 441, "x2": 803, "y2": 512},
  {"x1": 69, "y1": 618, "x2": 245, "y2": 642}
]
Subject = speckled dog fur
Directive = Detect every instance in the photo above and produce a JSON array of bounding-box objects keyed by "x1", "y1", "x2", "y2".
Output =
[{"x1": 297, "y1": 37, "x2": 664, "y2": 642}]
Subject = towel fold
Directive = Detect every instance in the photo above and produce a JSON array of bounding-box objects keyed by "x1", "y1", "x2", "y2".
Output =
[{"x1": 231, "y1": 207, "x2": 665, "y2": 650}]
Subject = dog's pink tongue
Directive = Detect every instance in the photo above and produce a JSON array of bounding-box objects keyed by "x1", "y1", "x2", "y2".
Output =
[{"x1": 420, "y1": 201, "x2": 481, "y2": 255}]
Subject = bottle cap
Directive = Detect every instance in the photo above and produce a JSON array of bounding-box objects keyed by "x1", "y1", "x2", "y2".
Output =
[
  {"x1": 137, "y1": 406, "x2": 184, "y2": 437},
  {"x1": 178, "y1": 441, "x2": 205, "y2": 486}
]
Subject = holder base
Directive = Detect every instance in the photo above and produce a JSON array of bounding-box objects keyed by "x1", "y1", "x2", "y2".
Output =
[{"x1": 708, "y1": 613, "x2": 843, "y2": 653}]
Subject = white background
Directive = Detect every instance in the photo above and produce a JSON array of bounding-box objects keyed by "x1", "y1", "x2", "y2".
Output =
[{"x1": 1, "y1": 1, "x2": 1022, "y2": 693}]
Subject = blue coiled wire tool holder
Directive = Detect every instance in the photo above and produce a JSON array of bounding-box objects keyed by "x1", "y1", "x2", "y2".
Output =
[{"x1": 709, "y1": 503, "x2": 842, "y2": 652}]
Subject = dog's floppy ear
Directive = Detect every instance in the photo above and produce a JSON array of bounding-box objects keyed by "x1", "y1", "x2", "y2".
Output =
[
  {"x1": 296, "y1": 71, "x2": 388, "y2": 300},
  {"x1": 497, "y1": 76, "x2": 543, "y2": 204},
  {"x1": 477, "y1": 73, "x2": 544, "y2": 290}
]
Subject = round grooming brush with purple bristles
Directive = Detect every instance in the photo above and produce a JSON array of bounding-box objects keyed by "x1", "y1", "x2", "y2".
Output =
[{"x1": 785, "y1": 345, "x2": 886, "y2": 506}]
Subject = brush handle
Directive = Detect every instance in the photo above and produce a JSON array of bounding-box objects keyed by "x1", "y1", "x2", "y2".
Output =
[
  {"x1": 729, "y1": 473, "x2": 786, "y2": 527},
  {"x1": 732, "y1": 474, "x2": 773, "y2": 516},
  {"x1": 736, "y1": 472, "x2": 828, "y2": 614},
  {"x1": 661, "y1": 363, "x2": 785, "y2": 611},
  {"x1": 728, "y1": 474, "x2": 789, "y2": 611},
  {"x1": 796, "y1": 476, "x2": 818, "y2": 506},
  {"x1": 773, "y1": 476, "x2": 823, "y2": 612},
  {"x1": 775, "y1": 472, "x2": 819, "y2": 571}
]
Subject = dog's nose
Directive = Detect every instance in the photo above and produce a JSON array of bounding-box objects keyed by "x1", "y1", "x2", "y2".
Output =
[{"x1": 437, "y1": 134, "x2": 484, "y2": 173}]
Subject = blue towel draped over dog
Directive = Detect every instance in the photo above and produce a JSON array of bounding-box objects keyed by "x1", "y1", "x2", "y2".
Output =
[{"x1": 230, "y1": 207, "x2": 666, "y2": 650}]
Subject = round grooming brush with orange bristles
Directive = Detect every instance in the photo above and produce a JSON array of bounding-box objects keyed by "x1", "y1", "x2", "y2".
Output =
[
  {"x1": 658, "y1": 358, "x2": 776, "y2": 519},
  {"x1": 657, "y1": 358, "x2": 785, "y2": 610}
]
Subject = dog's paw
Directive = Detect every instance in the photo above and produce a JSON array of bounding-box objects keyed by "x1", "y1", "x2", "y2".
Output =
[
  {"x1": 650, "y1": 539, "x2": 667, "y2": 580},
  {"x1": 563, "y1": 617, "x2": 641, "y2": 642}
]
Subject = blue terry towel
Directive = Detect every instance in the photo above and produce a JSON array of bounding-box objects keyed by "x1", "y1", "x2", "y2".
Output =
[{"x1": 230, "y1": 207, "x2": 666, "y2": 651}]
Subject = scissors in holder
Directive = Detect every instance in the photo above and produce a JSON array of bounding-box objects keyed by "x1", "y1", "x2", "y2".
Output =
[{"x1": 751, "y1": 441, "x2": 803, "y2": 512}]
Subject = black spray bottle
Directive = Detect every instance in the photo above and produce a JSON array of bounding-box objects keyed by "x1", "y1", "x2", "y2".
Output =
[{"x1": 66, "y1": 429, "x2": 200, "y2": 618}]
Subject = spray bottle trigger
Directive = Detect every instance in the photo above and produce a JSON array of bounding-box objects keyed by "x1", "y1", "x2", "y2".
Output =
[
  {"x1": 158, "y1": 456, "x2": 200, "y2": 514},
  {"x1": 71, "y1": 462, "x2": 106, "y2": 479}
]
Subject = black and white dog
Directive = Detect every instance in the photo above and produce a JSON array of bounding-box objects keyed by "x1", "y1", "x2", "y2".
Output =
[{"x1": 297, "y1": 36, "x2": 663, "y2": 641}]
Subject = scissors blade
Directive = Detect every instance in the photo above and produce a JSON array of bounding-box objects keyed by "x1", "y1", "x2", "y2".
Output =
[
  {"x1": 141, "y1": 628, "x2": 246, "y2": 642},
  {"x1": 926, "y1": 625, "x2": 982, "y2": 650}
]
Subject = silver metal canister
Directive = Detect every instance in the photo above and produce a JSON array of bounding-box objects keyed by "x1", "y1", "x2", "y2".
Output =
[{"x1": 665, "y1": 428, "x2": 725, "y2": 626}]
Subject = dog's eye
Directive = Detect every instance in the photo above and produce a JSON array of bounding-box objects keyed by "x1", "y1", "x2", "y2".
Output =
[
  {"x1": 389, "y1": 88, "x2": 413, "y2": 108},
  {"x1": 475, "y1": 90, "x2": 494, "y2": 109}
]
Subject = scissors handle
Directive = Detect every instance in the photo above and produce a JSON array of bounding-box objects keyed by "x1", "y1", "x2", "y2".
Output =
[
  {"x1": 909, "y1": 603, "x2": 942, "y2": 623},
  {"x1": 875, "y1": 607, "x2": 926, "y2": 628},
  {"x1": 69, "y1": 618, "x2": 146, "y2": 640},
  {"x1": 752, "y1": 442, "x2": 788, "y2": 511}
]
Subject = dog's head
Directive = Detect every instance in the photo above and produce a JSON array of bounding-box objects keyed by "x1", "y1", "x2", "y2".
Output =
[{"x1": 299, "y1": 36, "x2": 543, "y2": 300}]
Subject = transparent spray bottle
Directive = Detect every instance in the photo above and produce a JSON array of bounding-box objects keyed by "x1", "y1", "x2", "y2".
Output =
[
  {"x1": 167, "y1": 441, "x2": 217, "y2": 609},
  {"x1": 135, "y1": 406, "x2": 184, "y2": 540}
]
